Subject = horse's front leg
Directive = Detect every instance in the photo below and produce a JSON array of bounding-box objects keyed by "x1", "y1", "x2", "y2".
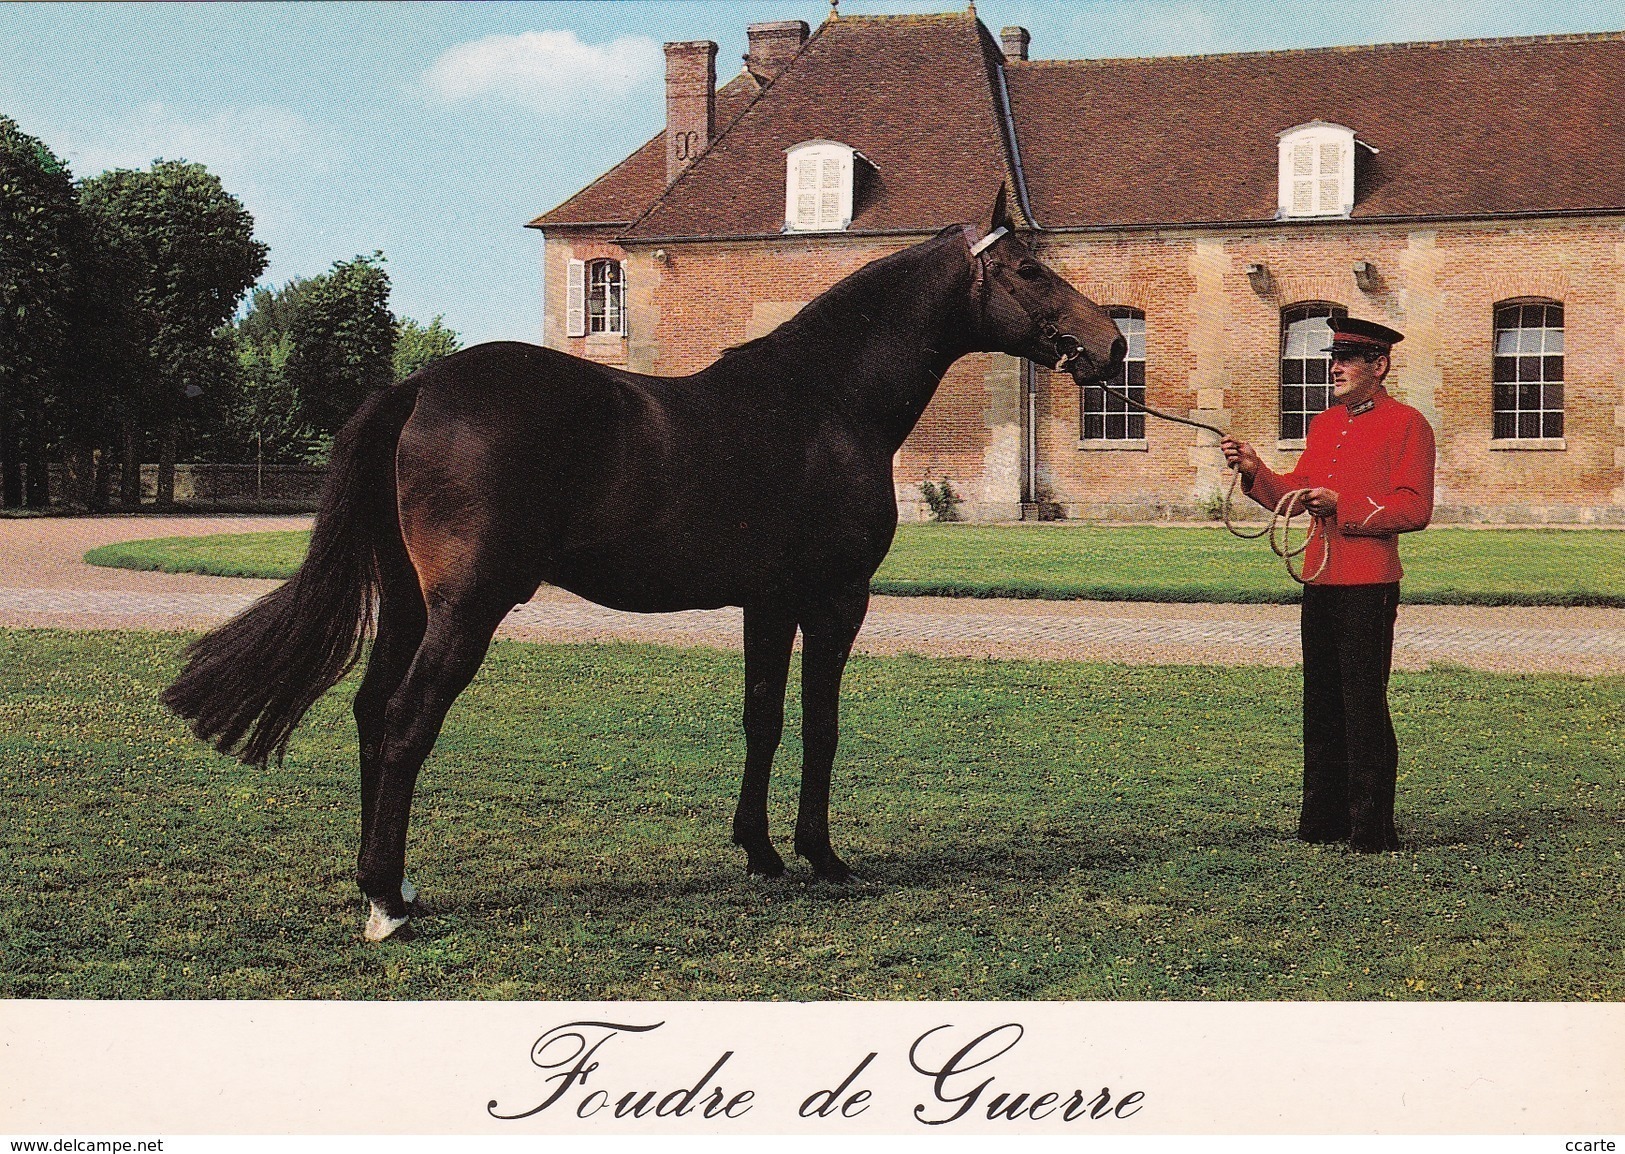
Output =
[
  {"x1": 733, "y1": 603, "x2": 797, "y2": 876},
  {"x1": 794, "y1": 583, "x2": 870, "y2": 881}
]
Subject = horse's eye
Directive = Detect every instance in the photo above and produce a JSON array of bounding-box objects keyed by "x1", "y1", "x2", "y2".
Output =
[{"x1": 1015, "y1": 264, "x2": 1044, "y2": 281}]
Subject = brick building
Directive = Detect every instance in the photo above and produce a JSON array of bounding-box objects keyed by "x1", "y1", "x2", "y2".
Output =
[{"x1": 529, "y1": 11, "x2": 1625, "y2": 523}]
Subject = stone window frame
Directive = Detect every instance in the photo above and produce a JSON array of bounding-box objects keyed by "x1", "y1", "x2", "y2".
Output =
[
  {"x1": 1279, "y1": 302, "x2": 1347, "y2": 443},
  {"x1": 565, "y1": 257, "x2": 627, "y2": 339},
  {"x1": 1491, "y1": 298, "x2": 1565, "y2": 445},
  {"x1": 586, "y1": 258, "x2": 626, "y2": 336},
  {"x1": 1079, "y1": 307, "x2": 1147, "y2": 449}
]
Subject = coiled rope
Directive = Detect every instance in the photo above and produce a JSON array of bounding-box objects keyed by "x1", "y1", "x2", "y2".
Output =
[{"x1": 1085, "y1": 378, "x2": 1330, "y2": 584}]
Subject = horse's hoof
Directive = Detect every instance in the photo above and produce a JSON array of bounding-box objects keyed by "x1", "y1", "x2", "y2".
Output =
[
  {"x1": 365, "y1": 899, "x2": 411, "y2": 942},
  {"x1": 803, "y1": 852, "x2": 853, "y2": 883},
  {"x1": 744, "y1": 852, "x2": 787, "y2": 878},
  {"x1": 400, "y1": 877, "x2": 418, "y2": 906}
]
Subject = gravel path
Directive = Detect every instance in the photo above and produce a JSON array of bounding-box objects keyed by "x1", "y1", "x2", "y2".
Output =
[{"x1": 3, "y1": 514, "x2": 1622, "y2": 675}]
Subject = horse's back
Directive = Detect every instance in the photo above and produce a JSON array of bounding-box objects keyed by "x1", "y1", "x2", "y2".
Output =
[{"x1": 392, "y1": 341, "x2": 895, "y2": 612}]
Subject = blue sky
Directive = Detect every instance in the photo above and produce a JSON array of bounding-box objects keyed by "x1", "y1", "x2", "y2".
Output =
[{"x1": 5, "y1": 0, "x2": 1624, "y2": 346}]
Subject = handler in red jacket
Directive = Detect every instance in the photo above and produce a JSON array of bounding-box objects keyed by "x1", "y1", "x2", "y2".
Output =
[{"x1": 1221, "y1": 316, "x2": 1435, "y2": 852}]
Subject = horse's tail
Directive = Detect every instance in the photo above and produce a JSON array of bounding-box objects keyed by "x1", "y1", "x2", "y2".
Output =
[{"x1": 162, "y1": 381, "x2": 422, "y2": 766}]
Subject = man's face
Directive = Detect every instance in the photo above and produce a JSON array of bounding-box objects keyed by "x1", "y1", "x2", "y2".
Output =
[{"x1": 1331, "y1": 350, "x2": 1387, "y2": 404}]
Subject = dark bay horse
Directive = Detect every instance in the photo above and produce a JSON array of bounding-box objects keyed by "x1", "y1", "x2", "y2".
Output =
[{"x1": 164, "y1": 203, "x2": 1125, "y2": 940}]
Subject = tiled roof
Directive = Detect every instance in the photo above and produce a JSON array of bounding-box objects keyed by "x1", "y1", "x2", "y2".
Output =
[
  {"x1": 528, "y1": 72, "x2": 763, "y2": 229},
  {"x1": 531, "y1": 20, "x2": 1625, "y2": 237},
  {"x1": 545, "y1": 13, "x2": 1021, "y2": 240},
  {"x1": 1006, "y1": 32, "x2": 1625, "y2": 228}
]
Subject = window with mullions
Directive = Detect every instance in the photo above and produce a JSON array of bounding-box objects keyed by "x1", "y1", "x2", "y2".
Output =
[
  {"x1": 1279, "y1": 303, "x2": 1347, "y2": 439},
  {"x1": 1493, "y1": 301, "x2": 1563, "y2": 439},
  {"x1": 587, "y1": 259, "x2": 625, "y2": 335},
  {"x1": 1081, "y1": 308, "x2": 1145, "y2": 440}
]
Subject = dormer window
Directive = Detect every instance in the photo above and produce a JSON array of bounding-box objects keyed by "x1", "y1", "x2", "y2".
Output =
[
  {"x1": 1277, "y1": 122, "x2": 1355, "y2": 219},
  {"x1": 784, "y1": 140, "x2": 867, "y2": 232}
]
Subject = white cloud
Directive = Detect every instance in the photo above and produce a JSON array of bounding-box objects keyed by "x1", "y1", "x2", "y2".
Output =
[
  {"x1": 423, "y1": 30, "x2": 663, "y2": 111},
  {"x1": 52, "y1": 103, "x2": 350, "y2": 284},
  {"x1": 61, "y1": 102, "x2": 343, "y2": 184}
]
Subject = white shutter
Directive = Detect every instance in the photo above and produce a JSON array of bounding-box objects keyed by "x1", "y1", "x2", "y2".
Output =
[
  {"x1": 819, "y1": 156, "x2": 840, "y2": 227},
  {"x1": 795, "y1": 158, "x2": 819, "y2": 229},
  {"x1": 1290, "y1": 142, "x2": 1315, "y2": 215},
  {"x1": 1316, "y1": 142, "x2": 1343, "y2": 213},
  {"x1": 612, "y1": 261, "x2": 626, "y2": 336},
  {"x1": 565, "y1": 259, "x2": 586, "y2": 337}
]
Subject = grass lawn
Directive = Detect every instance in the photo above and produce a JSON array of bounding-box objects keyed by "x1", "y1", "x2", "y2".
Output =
[
  {"x1": 84, "y1": 524, "x2": 1625, "y2": 606},
  {"x1": 2, "y1": 628, "x2": 1619, "y2": 1001}
]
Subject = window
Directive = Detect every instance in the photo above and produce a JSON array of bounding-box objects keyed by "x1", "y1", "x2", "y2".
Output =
[
  {"x1": 1493, "y1": 301, "x2": 1563, "y2": 439},
  {"x1": 1082, "y1": 308, "x2": 1145, "y2": 440},
  {"x1": 588, "y1": 259, "x2": 625, "y2": 335},
  {"x1": 565, "y1": 258, "x2": 625, "y2": 338},
  {"x1": 784, "y1": 140, "x2": 865, "y2": 232},
  {"x1": 1277, "y1": 122, "x2": 1354, "y2": 219},
  {"x1": 1279, "y1": 303, "x2": 1347, "y2": 440}
]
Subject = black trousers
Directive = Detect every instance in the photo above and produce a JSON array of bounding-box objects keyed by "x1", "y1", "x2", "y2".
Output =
[{"x1": 1299, "y1": 582, "x2": 1402, "y2": 852}]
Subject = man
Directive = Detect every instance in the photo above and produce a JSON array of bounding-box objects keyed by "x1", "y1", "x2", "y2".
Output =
[{"x1": 1221, "y1": 316, "x2": 1435, "y2": 852}]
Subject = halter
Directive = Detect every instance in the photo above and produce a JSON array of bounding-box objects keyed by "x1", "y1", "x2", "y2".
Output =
[
  {"x1": 969, "y1": 225, "x2": 1007, "y2": 256},
  {"x1": 966, "y1": 225, "x2": 1089, "y2": 374},
  {"x1": 964, "y1": 224, "x2": 1332, "y2": 583}
]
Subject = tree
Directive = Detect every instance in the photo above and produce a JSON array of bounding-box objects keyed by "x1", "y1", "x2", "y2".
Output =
[
  {"x1": 78, "y1": 160, "x2": 267, "y2": 504},
  {"x1": 284, "y1": 253, "x2": 395, "y2": 443},
  {"x1": 0, "y1": 116, "x2": 79, "y2": 508},
  {"x1": 200, "y1": 279, "x2": 320, "y2": 472},
  {"x1": 393, "y1": 314, "x2": 461, "y2": 381}
]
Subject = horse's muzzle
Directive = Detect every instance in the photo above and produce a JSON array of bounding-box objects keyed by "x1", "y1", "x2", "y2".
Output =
[{"x1": 1054, "y1": 331, "x2": 1126, "y2": 383}]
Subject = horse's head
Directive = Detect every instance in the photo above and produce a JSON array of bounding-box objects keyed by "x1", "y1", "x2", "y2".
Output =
[{"x1": 959, "y1": 197, "x2": 1126, "y2": 386}]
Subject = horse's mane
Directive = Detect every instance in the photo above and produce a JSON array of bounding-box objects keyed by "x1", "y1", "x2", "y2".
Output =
[{"x1": 711, "y1": 226, "x2": 968, "y2": 370}]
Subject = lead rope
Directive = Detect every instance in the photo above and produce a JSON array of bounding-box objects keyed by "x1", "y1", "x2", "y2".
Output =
[{"x1": 1075, "y1": 372, "x2": 1331, "y2": 584}]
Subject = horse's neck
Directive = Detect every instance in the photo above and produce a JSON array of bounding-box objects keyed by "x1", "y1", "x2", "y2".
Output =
[{"x1": 737, "y1": 238, "x2": 974, "y2": 449}]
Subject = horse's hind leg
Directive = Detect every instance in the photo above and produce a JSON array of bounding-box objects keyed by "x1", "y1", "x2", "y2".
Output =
[
  {"x1": 358, "y1": 590, "x2": 510, "y2": 941},
  {"x1": 353, "y1": 536, "x2": 427, "y2": 909},
  {"x1": 794, "y1": 583, "x2": 870, "y2": 881},
  {"x1": 733, "y1": 603, "x2": 797, "y2": 876}
]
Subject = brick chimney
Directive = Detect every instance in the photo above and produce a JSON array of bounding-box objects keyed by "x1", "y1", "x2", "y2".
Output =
[
  {"x1": 1000, "y1": 26, "x2": 1031, "y2": 61},
  {"x1": 744, "y1": 20, "x2": 809, "y2": 84},
  {"x1": 665, "y1": 40, "x2": 716, "y2": 184}
]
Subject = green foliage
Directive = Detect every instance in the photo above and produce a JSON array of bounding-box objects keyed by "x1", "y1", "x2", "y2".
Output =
[
  {"x1": 202, "y1": 280, "x2": 320, "y2": 466},
  {"x1": 77, "y1": 159, "x2": 267, "y2": 499},
  {"x1": 0, "y1": 116, "x2": 81, "y2": 506},
  {"x1": 210, "y1": 266, "x2": 453, "y2": 465},
  {"x1": 393, "y1": 314, "x2": 462, "y2": 381},
  {"x1": 920, "y1": 475, "x2": 963, "y2": 522},
  {"x1": 284, "y1": 252, "x2": 395, "y2": 437},
  {"x1": 0, "y1": 629, "x2": 1618, "y2": 999},
  {"x1": 82, "y1": 524, "x2": 1625, "y2": 608},
  {"x1": 78, "y1": 161, "x2": 268, "y2": 408}
]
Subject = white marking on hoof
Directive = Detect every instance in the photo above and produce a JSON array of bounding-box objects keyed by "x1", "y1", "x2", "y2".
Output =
[
  {"x1": 400, "y1": 877, "x2": 417, "y2": 905},
  {"x1": 364, "y1": 900, "x2": 410, "y2": 942}
]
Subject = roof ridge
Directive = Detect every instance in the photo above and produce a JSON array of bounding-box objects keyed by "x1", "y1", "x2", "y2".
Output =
[
  {"x1": 624, "y1": 7, "x2": 1012, "y2": 239},
  {"x1": 616, "y1": 71, "x2": 769, "y2": 235},
  {"x1": 967, "y1": 16, "x2": 1032, "y2": 228},
  {"x1": 827, "y1": 11, "x2": 979, "y2": 23},
  {"x1": 1009, "y1": 28, "x2": 1625, "y2": 68}
]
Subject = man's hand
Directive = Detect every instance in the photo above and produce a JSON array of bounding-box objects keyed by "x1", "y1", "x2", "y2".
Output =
[
  {"x1": 1220, "y1": 436, "x2": 1260, "y2": 479},
  {"x1": 1301, "y1": 487, "x2": 1339, "y2": 517}
]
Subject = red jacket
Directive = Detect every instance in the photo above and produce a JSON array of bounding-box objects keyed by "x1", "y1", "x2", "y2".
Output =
[{"x1": 1245, "y1": 388, "x2": 1436, "y2": 584}]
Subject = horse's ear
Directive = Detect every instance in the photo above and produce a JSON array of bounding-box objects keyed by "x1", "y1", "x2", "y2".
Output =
[{"x1": 987, "y1": 185, "x2": 1011, "y2": 235}]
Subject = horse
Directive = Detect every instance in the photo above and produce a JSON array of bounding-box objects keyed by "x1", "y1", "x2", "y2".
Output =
[{"x1": 163, "y1": 196, "x2": 1126, "y2": 941}]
